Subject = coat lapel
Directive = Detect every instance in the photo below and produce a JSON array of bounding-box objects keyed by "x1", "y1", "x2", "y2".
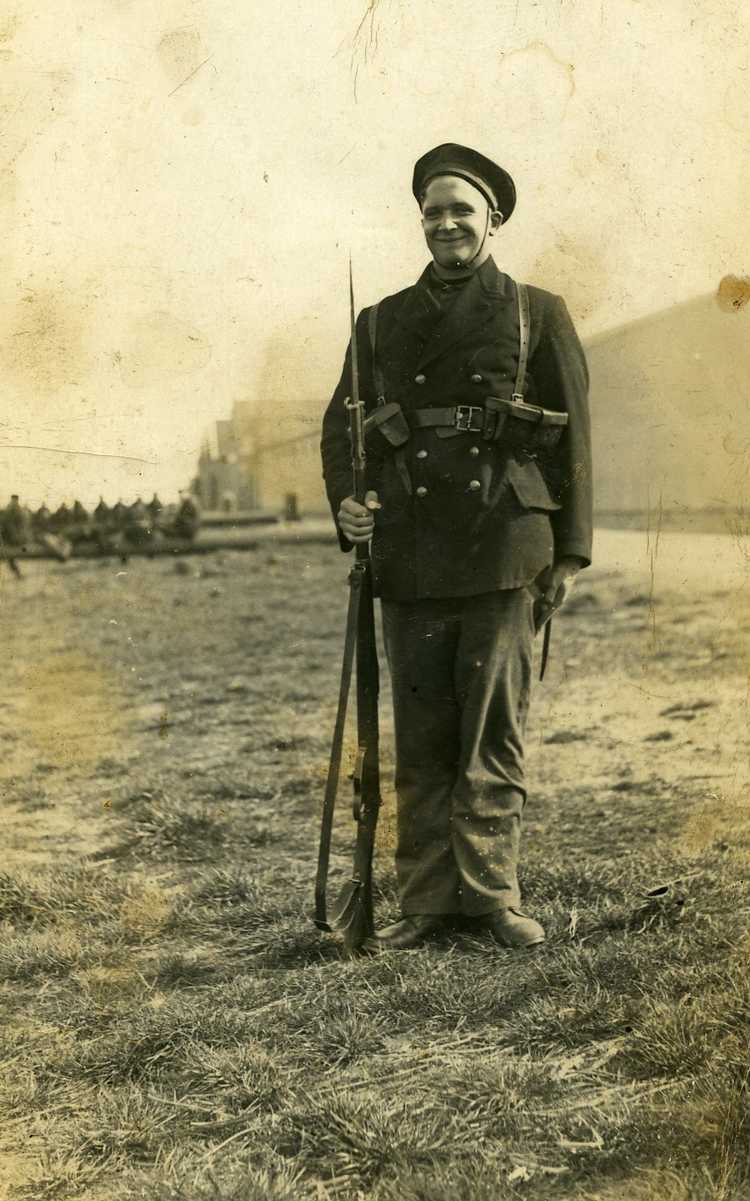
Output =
[
  {"x1": 415, "y1": 256, "x2": 514, "y2": 370},
  {"x1": 386, "y1": 264, "x2": 440, "y2": 350}
]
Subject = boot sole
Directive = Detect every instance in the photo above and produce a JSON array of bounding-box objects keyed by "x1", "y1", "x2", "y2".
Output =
[{"x1": 493, "y1": 935, "x2": 545, "y2": 949}]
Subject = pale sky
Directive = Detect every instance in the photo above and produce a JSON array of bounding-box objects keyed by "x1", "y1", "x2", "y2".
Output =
[{"x1": 1, "y1": 0, "x2": 747, "y2": 507}]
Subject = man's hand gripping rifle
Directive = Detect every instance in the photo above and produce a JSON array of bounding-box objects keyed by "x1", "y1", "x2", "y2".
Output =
[{"x1": 314, "y1": 260, "x2": 382, "y2": 955}]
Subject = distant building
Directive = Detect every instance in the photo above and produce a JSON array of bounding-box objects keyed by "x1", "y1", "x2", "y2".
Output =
[
  {"x1": 252, "y1": 427, "x2": 327, "y2": 516},
  {"x1": 250, "y1": 326, "x2": 332, "y2": 515},
  {"x1": 195, "y1": 399, "x2": 326, "y2": 517},
  {"x1": 587, "y1": 293, "x2": 750, "y2": 519},
  {"x1": 192, "y1": 400, "x2": 259, "y2": 512}
]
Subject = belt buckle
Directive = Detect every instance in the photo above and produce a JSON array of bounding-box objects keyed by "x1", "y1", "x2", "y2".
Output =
[{"x1": 455, "y1": 404, "x2": 483, "y2": 433}]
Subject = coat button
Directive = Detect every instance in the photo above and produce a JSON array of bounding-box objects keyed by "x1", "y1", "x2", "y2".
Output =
[
  {"x1": 470, "y1": 373, "x2": 483, "y2": 383},
  {"x1": 416, "y1": 449, "x2": 428, "y2": 459},
  {"x1": 468, "y1": 479, "x2": 481, "y2": 491},
  {"x1": 416, "y1": 485, "x2": 428, "y2": 497},
  {"x1": 469, "y1": 445, "x2": 480, "y2": 456},
  {"x1": 414, "y1": 373, "x2": 426, "y2": 385}
]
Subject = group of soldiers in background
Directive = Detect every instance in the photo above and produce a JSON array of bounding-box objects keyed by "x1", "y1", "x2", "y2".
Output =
[{"x1": 0, "y1": 492, "x2": 201, "y2": 576}]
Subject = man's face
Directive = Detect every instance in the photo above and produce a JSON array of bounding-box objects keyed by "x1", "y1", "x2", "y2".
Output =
[{"x1": 420, "y1": 175, "x2": 497, "y2": 268}]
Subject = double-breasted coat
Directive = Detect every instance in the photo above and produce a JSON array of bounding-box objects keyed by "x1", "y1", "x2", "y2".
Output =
[{"x1": 321, "y1": 255, "x2": 592, "y2": 598}]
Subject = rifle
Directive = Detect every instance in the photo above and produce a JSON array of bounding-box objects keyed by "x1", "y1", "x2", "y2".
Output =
[{"x1": 314, "y1": 259, "x2": 382, "y2": 955}]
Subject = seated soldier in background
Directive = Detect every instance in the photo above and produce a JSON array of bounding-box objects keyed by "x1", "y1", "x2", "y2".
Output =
[
  {"x1": 147, "y1": 493, "x2": 164, "y2": 526},
  {"x1": 68, "y1": 500, "x2": 91, "y2": 545},
  {"x1": 123, "y1": 497, "x2": 156, "y2": 554},
  {"x1": 173, "y1": 491, "x2": 201, "y2": 541},
  {"x1": 93, "y1": 497, "x2": 110, "y2": 527},
  {"x1": 111, "y1": 500, "x2": 127, "y2": 531},
  {"x1": 91, "y1": 497, "x2": 112, "y2": 551},
  {"x1": 32, "y1": 503, "x2": 52, "y2": 536},
  {"x1": 50, "y1": 502, "x2": 71, "y2": 535}
]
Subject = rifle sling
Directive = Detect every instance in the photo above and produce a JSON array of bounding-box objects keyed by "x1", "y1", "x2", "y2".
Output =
[
  {"x1": 514, "y1": 280, "x2": 530, "y2": 399},
  {"x1": 367, "y1": 304, "x2": 386, "y2": 403},
  {"x1": 314, "y1": 564, "x2": 364, "y2": 930},
  {"x1": 354, "y1": 562, "x2": 380, "y2": 822}
]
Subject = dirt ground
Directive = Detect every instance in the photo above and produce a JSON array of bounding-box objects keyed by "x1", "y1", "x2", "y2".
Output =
[
  {"x1": 3, "y1": 525, "x2": 749, "y2": 874},
  {"x1": 2, "y1": 525, "x2": 750, "y2": 1199}
]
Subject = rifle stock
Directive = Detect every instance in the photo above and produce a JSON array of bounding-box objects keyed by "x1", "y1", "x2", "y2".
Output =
[
  {"x1": 313, "y1": 562, "x2": 363, "y2": 933},
  {"x1": 328, "y1": 558, "x2": 380, "y2": 953}
]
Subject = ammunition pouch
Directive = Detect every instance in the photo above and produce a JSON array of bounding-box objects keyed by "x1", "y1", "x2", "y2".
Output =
[
  {"x1": 483, "y1": 396, "x2": 568, "y2": 454},
  {"x1": 363, "y1": 401, "x2": 410, "y2": 454}
]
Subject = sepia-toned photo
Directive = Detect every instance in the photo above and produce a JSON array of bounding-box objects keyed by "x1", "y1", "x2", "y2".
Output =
[{"x1": 2, "y1": 3, "x2": 749, "y2": 1198}]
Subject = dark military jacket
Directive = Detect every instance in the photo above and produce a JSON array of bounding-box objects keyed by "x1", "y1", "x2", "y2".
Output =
[
  {"x1": 0, "y1": 502, "x2": 31, "y2": 546},
  {"x1": 321, "y1": 255, "x2": 592, "y2": 601}
]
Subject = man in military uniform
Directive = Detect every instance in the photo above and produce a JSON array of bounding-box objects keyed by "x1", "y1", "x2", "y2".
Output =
[
  {"x1": 321, "y1": 144, "x2": 592, "y2": 951},
  {"x1": 0, "y1": 494, "x2": 31, "y2": 577}
]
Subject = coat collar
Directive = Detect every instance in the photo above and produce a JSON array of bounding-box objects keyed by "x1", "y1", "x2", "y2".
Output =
[{"x1": 391, "y1": 255, "x2": 514, "y2": 369}]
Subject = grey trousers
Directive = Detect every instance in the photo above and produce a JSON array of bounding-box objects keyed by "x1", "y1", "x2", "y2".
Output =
[{"x1": 381, "y1": 589, "x2": 534, "y2": 916}]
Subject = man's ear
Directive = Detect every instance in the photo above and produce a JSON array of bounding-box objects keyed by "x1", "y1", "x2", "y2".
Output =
[{"x1": 488, "y1": 209, "x2": 504, "y2": 235}]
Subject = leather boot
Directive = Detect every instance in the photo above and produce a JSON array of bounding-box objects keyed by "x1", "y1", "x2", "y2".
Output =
[
  {"x1": 481, "y1": 907, "x2": 545, "y2": 948},
  {"x1": 373, "y1": 914, "x2": 447, "y2": 950}
]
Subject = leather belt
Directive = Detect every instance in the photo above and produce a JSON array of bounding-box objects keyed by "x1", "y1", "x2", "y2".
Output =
[
  {"x1": 412, "y1": 404, "x2": 486, "y2": 433},
  {"x1": 411, "y1": 401, "x2": 568, "y2": 436}
]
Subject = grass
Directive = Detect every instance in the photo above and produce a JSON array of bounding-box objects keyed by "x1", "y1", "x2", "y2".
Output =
[
  {"x1": 2, "y1": 547, "x2": 750, "y2": 1199},
  {"x1": 4, "y1": 848, "x2": 749, "y2": 1200}
]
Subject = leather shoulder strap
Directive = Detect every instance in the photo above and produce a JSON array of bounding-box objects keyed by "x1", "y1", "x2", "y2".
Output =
[
  {"x1": 513, "y1": 281, "x2": 530, "y2": 401},
  {"x1": 368, "y1": 300, "x2": 411, "y2": 493},
  {"x1": 367, "y1": 303, "x2": 386, "y2": 405}
]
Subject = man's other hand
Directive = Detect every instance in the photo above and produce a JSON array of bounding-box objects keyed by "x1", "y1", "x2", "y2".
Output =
[
  {"x1": 533, "y1": 556, "x2": 583, "y2": 627},
  {"x1": 338, "y1": 492, "x2": 381, "y2": 543}
]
